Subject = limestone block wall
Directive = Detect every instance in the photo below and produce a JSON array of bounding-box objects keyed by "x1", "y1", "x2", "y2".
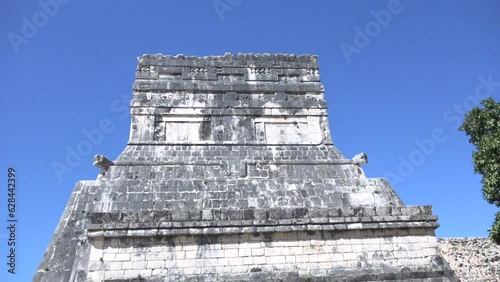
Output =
[
  {"x1": 87, "y1": 228, "x2": 451, "y2": 282},
  {"x1": 439, "y1": 237, "x2": 500, "y2": 281}
]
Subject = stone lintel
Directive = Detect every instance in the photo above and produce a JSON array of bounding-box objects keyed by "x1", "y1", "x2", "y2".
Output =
[
  {"x1": 87, "y1": 220, "x2": 439, "y2": 238},
  {"x1": 130, "y1": 107, "x2": 329, "y2": 116},
  {"x1": 133, "y1": 81, "x2": 324, "y2": 93},
  {"x1": 138, "y1": 53, "x2": 319, "y2": 68},
  {"x1": 85, "y1": 206, "x2": 438, "y2": 236}
]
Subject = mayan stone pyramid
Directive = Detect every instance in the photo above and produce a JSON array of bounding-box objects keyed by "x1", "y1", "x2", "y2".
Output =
[{"x1": 34, "y1": 53, "x2": 457, "y2": 281}]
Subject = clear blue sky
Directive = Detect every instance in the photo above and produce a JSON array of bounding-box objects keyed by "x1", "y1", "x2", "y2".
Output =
[{"x1": 1, "y1": 1, "x2": 499, "y2": 281}]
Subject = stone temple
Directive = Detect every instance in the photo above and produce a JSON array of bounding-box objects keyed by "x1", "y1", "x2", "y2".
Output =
[{"x1": 34, "y1": 53, "x2": 458, "y2": 281}]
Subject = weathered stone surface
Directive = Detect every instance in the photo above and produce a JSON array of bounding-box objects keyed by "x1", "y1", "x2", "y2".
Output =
[
  {"x1": 33, "y1": 181, "x2": 97, "y2": 282},
  {"x1": 87, "y1": 229, "x2": 455, "y2": 282},
  {"x1": 439, "y1": 237, "x2": 500, "y2": 281},
  {"x1": 34, "y1": 53, "x2": 457, "y2": 281}
]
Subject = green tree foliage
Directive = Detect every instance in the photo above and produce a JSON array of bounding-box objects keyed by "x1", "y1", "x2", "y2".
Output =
[{"x1": 459, "y1": 97, "x2": 500, "y2": 243}]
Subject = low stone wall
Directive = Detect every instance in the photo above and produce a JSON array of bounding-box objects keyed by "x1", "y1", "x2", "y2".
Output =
[
  {"x1": 438, "y1": 237, "x2": 500, "y2": 281},
  {"x1": 87, "y1": 228, "x2": 453, "y2": 281}
]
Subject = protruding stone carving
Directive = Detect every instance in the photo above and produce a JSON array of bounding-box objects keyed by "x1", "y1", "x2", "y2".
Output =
[
  {"x1": 275, "y1": 92, "x2": 288, "y2": 101},
  {"x1": 352, "y1": 152, "x2": 368, "y2": 166},
  {"x1": 93, "y1": 154, "x2": 113, "y2": 177}
]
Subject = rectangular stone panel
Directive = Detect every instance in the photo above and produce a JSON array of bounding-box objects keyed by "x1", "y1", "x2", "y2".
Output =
[
  {"x1": 153, "y1": 117, "x2": 208, "y2": 142},
  {"x1": 255, "y1": 117, "x2": 320, "y2": 144},
  {"x1": 263, "y1": 122, "x2": 307, "y2": 143},
  {"x1": 165, "y1": 122, "x2": 200, "y2": 142}
]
